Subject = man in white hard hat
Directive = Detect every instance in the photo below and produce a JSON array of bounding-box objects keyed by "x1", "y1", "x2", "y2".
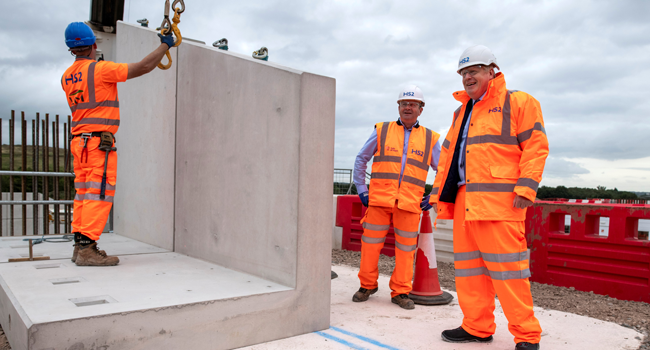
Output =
[
  {"x1": 352, "y1": 85, "x2": 441, "y2": 309},
  {"x1": 429, "y1": 45, "x2": 548, "y2": 349}
]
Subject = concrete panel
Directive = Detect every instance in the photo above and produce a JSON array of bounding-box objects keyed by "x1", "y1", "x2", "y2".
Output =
[{"x1": 114, "y1": 21, "x2": 177, "y2": 250}]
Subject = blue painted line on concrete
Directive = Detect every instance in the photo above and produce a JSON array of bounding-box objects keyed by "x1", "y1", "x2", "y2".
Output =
[
  {"x1": 315, "y1": 331, "x2": 369, "y2": 350},
  {"x1": 330, "y1": 326, "x2": 402, "y2": 350}
]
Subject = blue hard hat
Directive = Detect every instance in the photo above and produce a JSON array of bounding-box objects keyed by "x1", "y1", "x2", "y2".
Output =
[{"x1": 65, "y1": 22, "x2": 96, "y2": 48}]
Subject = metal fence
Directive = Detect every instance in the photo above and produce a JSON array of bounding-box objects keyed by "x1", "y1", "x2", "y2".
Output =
[
  {"x1": 333, "y1": 168, "x2": 370, "y2": 195},
  {"x1": 0, "y1": 111, "x2": 74, "y2": 236}
]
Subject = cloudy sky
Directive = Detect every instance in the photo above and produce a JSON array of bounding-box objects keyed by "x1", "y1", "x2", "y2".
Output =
[{"x1": 1, "y1": 0, "x2": 649, "y2": 191}]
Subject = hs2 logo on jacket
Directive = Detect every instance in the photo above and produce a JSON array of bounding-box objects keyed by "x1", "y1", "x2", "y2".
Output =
[
  {"x1": 411, "y1": 149, "x2": 423, "y2": 157},
  {"x1": 488, "y1": 106, "x2": 502, "y2": 113}
]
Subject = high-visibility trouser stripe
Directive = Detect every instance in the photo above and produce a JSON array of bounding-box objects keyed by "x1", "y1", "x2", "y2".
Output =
[
  {"x1": 70, "y1": 100, "x2": 120, "y2": 113},
  {"x1": 373, "y1": 155, "x2": 401, "y2": 163},
  {"x1": 516, "y1": 178, "x2": 539, "y2": 192},
  {"x1": 455, "y1": 250, "x2": 528, "y2": 263},
  {"x1": 74, "y1": 181, "x2": 116, "y2": 191},
  {"x1": 406, "y1": 157, "x2": 429, "y2": 171},
  {"x1": 402, "y1": 175, "x2": 426, "y2": 188},
  {"x1": 361, "y1": 236, "x2": 386, "y2": 244},
  {"x1": 371, "y1": 172, "x2": 400, "y2": 180},
  {"x1": 517, "y1": 122, "x2": 547, "y2": 144},
  {"x1": 378, "y1": 122, "x2": 390, "y2": 157},
  {"x1": 83, "y1": 193, "x2": 114, "y2": 203},
  {"x1": 362, "y1": 222, "x2": 390, "y2": 231},
  {"x1": 442, "y1": 139, "x2": 450, "y2": 149},
  {"x1": 74, "y1": 194, "x2": 84, "y2": 201},
  {"x1": 455, "y1": 266, "x2": 531, "y2": 280},
  {"x1": 71, "y1": 117, "x2": 120, "y2": 127},
  {"x1": 466, "y1": 183, "x2": 516, "y2": 192},
  {"x1": 395, "y1": 241, "x2": 417, "y2": 252},
  {"x1": 430, "y1": 187, "x2": 439, "y2": 195},
  {"x1": 467, "y1": 134, "x2": 518, "y2": 146},
  {"x1": 394, "y1": 228, "x2": 418, "y2": 238}
]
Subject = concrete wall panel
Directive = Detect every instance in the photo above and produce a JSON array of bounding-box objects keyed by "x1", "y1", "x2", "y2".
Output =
[{"x1": 114, "y1": 22, "x2": 177, "y2": 250}]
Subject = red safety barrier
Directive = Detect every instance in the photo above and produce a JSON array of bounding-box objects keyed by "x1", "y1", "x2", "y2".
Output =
[
  {"x1": 336, "y1": 195, "x2": 397, "y2": 257},
  {"x1": 525, "y1": 201, "x2": 650, "y2": 302}
]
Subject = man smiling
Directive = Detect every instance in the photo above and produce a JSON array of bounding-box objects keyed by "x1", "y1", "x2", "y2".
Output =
[{"x1": 430, "y1": 45, "x2": 549, "y2": 349}]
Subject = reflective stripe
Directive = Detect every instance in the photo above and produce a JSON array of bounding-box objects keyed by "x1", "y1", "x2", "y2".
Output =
[
  {"x1": 466, "y1": 183, "x2": 516, "y2": 192},
  {"x1": 502, "y1": 90, "x2": 514, "y2": 138},
  {"x1": 70, "y1": 100, "x2": 120, "y2": 113},
  {"x1": 71, "y1": 118, "x2": 120, "y2": 127},
  {"x1": 74, "y1": 182, "x2": 86, "y2": 189},
  {"x1": 74, "y1": 194, "x2": 84, "y2": 201},
  {"x1": 467, "y1": 134, "x2": 518, "y2": 145},
  {"x1": 362, "y1": 222, "x2": 390, "y2": 231},
  {"x1": 362, "y1": 235, "x2": 386, "y2": 244},
  {"x1": 442, "y1": 139, "x2": 450, "y2": 149},
  {"x1": 481, "y1": 251, "x2": 528, "y2": 263},
  {"x1": 373, "y1": 155, "x2": 401, "y2": 163},
  {"x1": 402, "y1": 175, "x2": 425, "y2": 188},
  {"x1": 452, "y1": 106, "x2": 462, "y2": 128},
  {"x1": 517, "y1": 122, "x2": 547, "y2": 144},
  {"x1": 454, "y1": 250, "x2": 481, "y2": 261},
  {"x1": 378, "y1": 122, "x2": 390, "y2": 157},
  {"x1": 406, "y1": 157, "x2": 428, "y2": 171},
  {"x1": 372, "y1": 172, "x2": 400, "y2": 180},
  {"x1": 394, "y1": 228, "x2": 418, "y2": 238},
  {"x1": 395, "y1": 241, "x2": 417, "y2": 252},
  {"x1": 455, "y1": 266, "x2": 488, "y2": 277},
  {"x1": 516, "y1": 178, "x2": 539, "y2": 192},
  {"x1": 85, "y1": 181, "x2": 116, "y2": 191},
  {"x1": 83, "y1": 193, "x2": 114, "y2": 203},
  {"x1": 405, "y1": 128, "x2": 432, "y2": 171},
  {"x1": 430, "y1": 187, "x2": 439, "y2": 195}
]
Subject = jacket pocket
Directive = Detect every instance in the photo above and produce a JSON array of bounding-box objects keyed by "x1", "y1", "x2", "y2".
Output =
[{"x1": 489, "y1": 165, "x2": 520, "y2": 180}]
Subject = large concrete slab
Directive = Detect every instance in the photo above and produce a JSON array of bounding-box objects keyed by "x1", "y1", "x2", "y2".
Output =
[
  {"x1": 242, "y1": 264, "x2": 643, "y2": 350},
  {"x1": 114, "y1": 22, "x2": 177, "y2": 251}
]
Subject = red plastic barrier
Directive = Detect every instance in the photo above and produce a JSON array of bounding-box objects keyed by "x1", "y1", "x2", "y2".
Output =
[
  {"x1": 336, "y1": 195, "x2": 397, "y2": 257},
  {"x1": 525, "y1": 201, "x2": 650, "y2": 302}
]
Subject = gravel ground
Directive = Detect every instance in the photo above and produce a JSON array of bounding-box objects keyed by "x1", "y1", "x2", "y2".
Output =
[{"x1": 332, "y1": 249, "x2": 650, "y2": 350}]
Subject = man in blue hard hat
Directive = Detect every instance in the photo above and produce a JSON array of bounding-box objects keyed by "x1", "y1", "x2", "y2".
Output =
[{"x1": 61, "y1": 22, "x2": 175, "y2": 266}]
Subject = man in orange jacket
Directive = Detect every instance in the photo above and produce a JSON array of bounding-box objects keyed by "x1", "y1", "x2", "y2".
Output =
[
  {"x1": 352, "y1": 85, "x2": 441, "y2": 309},
  {"x1": 430, "y1": 46, "x2": 548, "y2": 350},
  {"x1": 61, "y1": 22, "x2": 175, "y2": 266}
]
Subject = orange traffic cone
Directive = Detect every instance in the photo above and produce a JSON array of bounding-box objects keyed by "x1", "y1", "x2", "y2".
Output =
[{"x1": 409, "y1": 210, "x2": 453, "y2": 305}]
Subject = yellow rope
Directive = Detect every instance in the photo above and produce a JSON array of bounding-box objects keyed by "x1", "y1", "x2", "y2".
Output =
[{"x1": 157, "y1": 9, "x2": 182, "y2": 70}]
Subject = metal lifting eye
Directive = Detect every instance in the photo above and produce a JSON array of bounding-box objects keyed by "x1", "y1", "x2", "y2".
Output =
[
  {"x1": 253, "y1": 47, "x2": 268, "y2": 61},
  {"x1": 172, "y1": 0, "x2": 185, "y2": 14},
  {"x1": 212, "y1": 38, "x2": 228, "y2": 51}
]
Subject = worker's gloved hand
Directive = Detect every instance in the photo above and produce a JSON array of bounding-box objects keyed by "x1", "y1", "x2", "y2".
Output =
[
  {"x1": 420, "y1": 194, "x2": 432, "y2": 211},
  {"x1": 158, "y1": 33, "x2": 175, "y2": 49},
  {"x1": 359, "y1": 191, "x2": 369, "y2": 207}
]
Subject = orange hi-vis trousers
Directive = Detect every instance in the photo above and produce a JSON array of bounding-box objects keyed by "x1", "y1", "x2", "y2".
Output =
[
  {"x1": 71, "y1": 136, "x2": 116, "y2": 241},
  {"x1": 359, "y1": 202, "x2": 420, "y2": 298},
  {"x1": 453, "y1": 186, "x2": 542, "y2": 344}
]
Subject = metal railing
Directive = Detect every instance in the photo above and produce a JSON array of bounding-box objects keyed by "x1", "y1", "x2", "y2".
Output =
[
  {"x1": 0, "y1": 111, "x2": 75, "y2": 236},
  {"x1": 333, "y1": 168, "x2": 370, "y2": 195}
]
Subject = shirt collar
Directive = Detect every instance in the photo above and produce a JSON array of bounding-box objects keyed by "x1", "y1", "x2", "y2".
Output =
[
  {"x1": 473, "y1": 91, "x2": 487, "y2": 104},
  {"x1": 396, "y1": 118, "x2": 420, "y2": 129}
]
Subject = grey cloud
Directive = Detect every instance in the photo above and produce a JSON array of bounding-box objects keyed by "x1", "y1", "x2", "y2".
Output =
[{"x1": 543, "y1": 157, "x2": 590, "y2": 178}]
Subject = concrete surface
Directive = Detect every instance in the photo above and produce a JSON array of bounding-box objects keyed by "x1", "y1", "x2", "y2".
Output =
[
  {"x1": 115, "y1": 22, "x2": 177, "y2": 251},
  {"x1": 241, "y1": 264, "x2": 642, "y2": 350}
]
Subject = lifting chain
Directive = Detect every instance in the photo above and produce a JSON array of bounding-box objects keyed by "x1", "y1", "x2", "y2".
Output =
[{"x1": 157, "y1": 0, "x2": 185, "y2": 70}]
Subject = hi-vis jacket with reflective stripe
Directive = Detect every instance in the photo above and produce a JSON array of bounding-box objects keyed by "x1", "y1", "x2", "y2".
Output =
[
  {"x1": 61, "y1": 57, "x2": 128, "y2": 135},
  {"x1": 430, "y1": 73, "x2": 548, "y2": 221},
  {"x1": 370, "y1": 121, "x2": 440, "y2": 214}
]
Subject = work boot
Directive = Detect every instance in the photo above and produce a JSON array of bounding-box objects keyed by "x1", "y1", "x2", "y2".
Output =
[
  {"x1": 71, "y1": 233, "x2": 105, "y2": 263},
  {"x1": 391, "y1": 294, "x2": 415, "y2": 310},
  {"x1": 352, "y1": 287, "x2": 378, "y2": 302},
  {"x1": 75, "y1": 242, "x2": 119, "y2": 266},
  {"x1": 516, "y1": 342, "x2": 540, "y2": 350},
  {"x1": 441, "y1": 326, "x2": 493, "y2": 343}
]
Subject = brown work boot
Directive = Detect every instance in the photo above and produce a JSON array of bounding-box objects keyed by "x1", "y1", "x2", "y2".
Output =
[
  {"x1": 391, "y1": 294, "x2": 415, "y2": 309},
  {"x1": 71, "y1": 243, "x2": 79, "y2": 262},
  {"x1": 75, "y1": 243, "x2": 119, "y2": 266},
  {"x1": 352, "y1": 287, "x2": 378, "y2": 302}
]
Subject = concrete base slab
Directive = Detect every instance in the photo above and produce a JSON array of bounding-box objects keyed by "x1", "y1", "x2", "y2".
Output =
[
  {"x1": 0, "y1": 233, "x2": 167, "y2": 263},
  {"x1": 241, "y1": 264, "x2": 642, "y2": 350},
  {"x1": 0, "y1": 234, "x2": 297, "y2": 350}
]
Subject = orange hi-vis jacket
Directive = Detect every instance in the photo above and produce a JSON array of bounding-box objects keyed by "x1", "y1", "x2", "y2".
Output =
[
  {"x1": 430, "y1": 73, "x2": 549, "y2": 221},
  {"x1": 370, "y1": 121, "x2": 440, "y2": 214},
  {"x1": 61, "y1": 57, "x2": 128, "y2": 135}
]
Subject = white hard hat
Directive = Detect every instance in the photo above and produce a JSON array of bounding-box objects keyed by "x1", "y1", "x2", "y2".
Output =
[
  {"x1": 397, "y1": 85, "x2": 425, "y2": 106},
  {"x1": 457, "y1": 45, "x2": 499, "y2": 73}
]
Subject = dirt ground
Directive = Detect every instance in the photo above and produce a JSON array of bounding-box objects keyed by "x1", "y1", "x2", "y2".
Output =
[
  {"x1": 332, "y1": 249, "x2": 650, "y2": 350},
  {"x1": 1, "y1": 250, "x2": 648, "y2": 349}
]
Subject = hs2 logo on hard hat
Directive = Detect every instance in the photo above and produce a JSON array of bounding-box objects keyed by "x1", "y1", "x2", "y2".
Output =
[
  {"x1": 459, "y1": 57, "x2": 470, "y2": 64},
  {"x1": 411, "y1": 149, "x2": 423, "y2": 157},
  {"x1": 403, "y1": 92, "x2": 415, "y2": 97},
  {"x1": 488, "y1": 107, "x2": 501, "y2": 113}
]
